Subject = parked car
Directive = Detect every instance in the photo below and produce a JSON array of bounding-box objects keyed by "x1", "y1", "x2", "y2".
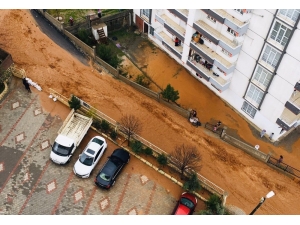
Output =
[
  {"x1": 94, "y1": 148, "x2": 130, "y2": 189},
  {"x1": 73, "y1": 136, "x2": 107, "y2": 178},
  {"x1": 172, "y1": 192, "x2": 197, "y2": 215}
]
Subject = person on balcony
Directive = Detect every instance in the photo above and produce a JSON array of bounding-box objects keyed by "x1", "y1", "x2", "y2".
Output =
[{"x1": 175, "y1": 37, "x2": 179, "y2": 46}]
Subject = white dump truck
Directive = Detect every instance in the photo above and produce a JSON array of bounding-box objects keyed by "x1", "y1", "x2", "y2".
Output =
[{"x1": 50, "y1": 109, "x2": 93, "y2": 165}]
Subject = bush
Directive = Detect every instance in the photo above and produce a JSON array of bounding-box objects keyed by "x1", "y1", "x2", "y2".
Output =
[
  {"x1": 110, "y1": 130, "x2": 118, "y2": 140},
  {"x1": 131, "y1": 140, "x2": 143, "y2": 155},
  {"x1": 68, "y1": 95, "x2": 81, "y2": 110},
  {"x1": 135, "y1": 74, "x2": 150, "y2": 88},
  {"x1": 96, "y1": 44, "x2": 123, "y2": 69},
  {"x1": 197, "y1": 194, "x2": 230, "y2": 215},
  {"x1": 93, "y1": 120, "x2": 101, "y2": 130},
  {"x1": 144, "y1": 147, "x2": 153, "y2": 156},
  {"x1": 157, "y1": 153, "x2": 168, "y2": 167},
  {"x1": 100, "y1": 120, "x2": 110, "y2": 133},
  {"x1": 77, "y1": 28, "x2": 92, "y2": 45},
  {"x1": 183, "y1": 172, "x2": 201, "y2": 192},
  {"x1": 161, "y1": 84, "x2": 180, "y2": 103}
]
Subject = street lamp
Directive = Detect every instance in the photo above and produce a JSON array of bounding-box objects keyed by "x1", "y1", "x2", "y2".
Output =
[{"x1": 249, "y1": 191, "x2": 275, "y2": 215}]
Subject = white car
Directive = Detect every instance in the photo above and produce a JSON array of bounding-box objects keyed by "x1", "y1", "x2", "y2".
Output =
[{"x1": 73, "y1": 136, "x2": 107, "y2": 178}]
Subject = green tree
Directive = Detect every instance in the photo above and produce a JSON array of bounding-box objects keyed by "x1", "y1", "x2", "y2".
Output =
[
  {"x1": 157, "y1": 153, "x2": 168, "y2": 168},
  {"x1": 68, "y1": 95, "x2": 81, "y2": 110},
  {"x1": 197, "y1": 194, "x2": 230, "y2": 215},
  {"x1": 182, "y1": 172, "x2": 201, "y2": 192},
  {"x1": 161, "y1": 84, "x2": 179, "y2": 102},
  {"x1": 144, "y1": 147, "x2": 153, "y2": 156},
  {"x1": 131, "y1": 140, "x2": 143, "y2": 155},
  {"x1": 96, "y1": 44, "x2": 122, "y2": 69},
  {"x1": 135, "y1": 74, "x2": 150, "y2": 88},
  {"x1": 110, "y1": 129, "x2": 118, "y2": 140},
  {"x1": 100, "y1": 119, "x2": 110, "y2": 133}
]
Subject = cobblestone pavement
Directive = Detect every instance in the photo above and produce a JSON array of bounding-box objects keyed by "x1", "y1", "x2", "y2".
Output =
[{"x1": 0, "y1": 78, "x2": 177, "y2": 215}]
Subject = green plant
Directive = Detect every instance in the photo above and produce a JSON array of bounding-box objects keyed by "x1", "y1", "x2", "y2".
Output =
[
  {"x1": 68, "y1": 95, "x2": 81, "y2": 110},
  {"x1": 157, "y1": 153, "x2": 168, "y2": 168},
  {"x1": 86, "y1": 107, "x2": 96, "y2": 118},
  {"x1": 93, "y1": 120, "x2": 101, "y2": 130},
  {"x1": 197, "y1": 194, "x2": 230, "y2": 215},
  {"x1": 161, "y1": 84, "x2": 180, "y2": 103},
  {"x1": 131, "y1": 140, "x2": 143, "y2": 154},
  {"x1": 96, "y1": 43, "x2": 123, "y2": 69},
  {"x1": 100, "y1": 120, "x2": 110, "y2": 133},
  {"x1": 135, "y1": 74, "x2": 150, "y2": 88},
  {"x1": 144, "y1": 147, "x2": 153, "y2": 156},
  {"x1": 183, "y1": 172, "x2": 201, "y2": 192},
  {"x1": 110, "y1": 129, "x2": 118, "y2": 140},
  {"x1": 77, "y1": 28, "x2": 92, "y2": 45}
]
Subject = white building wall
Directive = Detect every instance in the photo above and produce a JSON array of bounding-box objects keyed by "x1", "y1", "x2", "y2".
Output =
[
  {"x1": 286, "y1": 29, "x2": 300, "y2": 63},
  {"x1": 277, "y1": 54, "x2": 300, "y2": 86},
  {"x1": 248, "y1": 10, "x2": 274, "y2": 39},
  {"x1": 227, "y1": 69, "x2": 249, "y2": 97},
  {"x1": 234, "y1": 50, "x2": 257, "y2": 79}
]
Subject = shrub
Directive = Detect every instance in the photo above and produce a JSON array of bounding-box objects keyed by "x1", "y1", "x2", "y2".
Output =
[
  {"x1": 100, "y1": 120, "x2": 110, "y2": 133},
  {"x1": 110, "y1": 130, "x2": 118, "y2": 140},
  {"x1": 68, "y1": 95, "x2": 81, "y2": 110},
  {"x1": 144, "y1": 147, "x2": 153, "y2": 156},
  {"x1": 161, "y1": 84, "x2": 180, "y2": 103},
  {"x1": 93, "y1": 120, "x2": 101, "y2": 130},
  {"x1": 157, "y1": 153, "x2": 168, "y2": 168},
  {"x1": 135, "y1": 74, "x2": 150, "y2": 88},
  {"x1": 183, "y1": 172, "x2": 201, "y2": 192},
  {"x1": 96, "y1": 44, "x2": 123, "y2": 69},
  {"x1": 131, "y1": 140, "x2": 144, "y2": 155},
  {"x1": 197, "y1": 194, "x2": 230, "y2": 215}
]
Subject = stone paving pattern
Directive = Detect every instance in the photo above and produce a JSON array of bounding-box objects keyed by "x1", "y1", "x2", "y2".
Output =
[{"x1": 0, "y1": 78, "x2": 178, "y2": 215}]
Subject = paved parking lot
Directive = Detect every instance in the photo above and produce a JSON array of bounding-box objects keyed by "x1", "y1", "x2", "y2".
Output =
[{"x1": 0, "y1": 78, "x2": 177, "y2": 215}]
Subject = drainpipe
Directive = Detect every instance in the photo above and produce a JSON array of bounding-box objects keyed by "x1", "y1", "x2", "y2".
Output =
[
  {"x1": 258, "y1": 11, "x2": 300, "y2": 110},
  {"x1": 243, "y1": 10, "x2": 278, "y2": 103}
]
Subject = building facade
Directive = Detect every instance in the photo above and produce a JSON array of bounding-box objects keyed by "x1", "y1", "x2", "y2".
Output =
[{"x1": 133, "y1": 9, "x2": 300, "y2": 142}]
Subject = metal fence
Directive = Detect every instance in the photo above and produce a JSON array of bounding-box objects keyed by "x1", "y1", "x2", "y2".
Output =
[{"x1": 267, "y1": 156, "x2": 300, "y2": 178}]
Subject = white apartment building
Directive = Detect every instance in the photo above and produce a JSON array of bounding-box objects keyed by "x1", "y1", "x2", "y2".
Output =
[{"x1": 133, "y1": 9, "x2": 300, "y2": 142}]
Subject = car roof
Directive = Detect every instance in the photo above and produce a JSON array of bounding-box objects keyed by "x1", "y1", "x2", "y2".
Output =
[
  {"x1": 111, "y1": 148, "x2": 130, "y2": 161},
  {"x1": 84, "y1": 142, "x2": 101, "y2": 155}
]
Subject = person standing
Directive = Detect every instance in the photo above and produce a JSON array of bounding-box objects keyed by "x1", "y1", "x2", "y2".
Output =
[
  {"x1": 260, "y1": 129, "x2": 266, "y2": 138},
  {"x1": 98, "y1": 9, "x2": 102, "y2": 18},
  {"x1": 277, "y1": 155, "x2": 283, "y2": 164},
  {"x1": 269, "y1": 132, "x2": 274, "y2": 140},
  {"x1": 175, "y1": 37, "x2": 179, "y2": 46},
  {"x1": 23, "y1": 78, "x2": 31, "y2": 93}
]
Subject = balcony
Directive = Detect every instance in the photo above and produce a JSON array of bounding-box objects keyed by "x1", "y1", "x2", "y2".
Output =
[
  {"x1": 211, "y1": 9, "x2": 249, "y2": 35},
  {"x1": 167, "y1": 9, "x2": 188, "y2": 22},
  {"x1": 277, "y1": 108, "x2": 300, "y2": 131},
  {"x1": 161, "y1": 14, "x2": 186, "y2": 42},
  {"x1": 190, "y1": 41, "x2": 235, "y2": 74},
  {"x1": 157, "y1": 31, "x2": 183, "y2": 59},
  {"x1": 285, "y1": 91, "x2": 300, "y2": 115},
  {"x1": 186, "y1": 58, "x2": 231, "y2": 92},
  {"x1": 194, "y1": 20, "x2": 242, "y2": 54}
]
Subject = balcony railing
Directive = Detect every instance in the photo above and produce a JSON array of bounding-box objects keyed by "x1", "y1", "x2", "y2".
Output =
[
  {"x1": 190, "y1": 41, "x2": 235, "y2": 74},
  {"x1": 211, "y1": 9, "x2": 249, "y2": 35},
  {"x1": 167, "y1": 9, "x2": 188, "y2": 22},
  {"x1": 194, "y1": 20, "x2": 242, "y2": 55},
  {"x1": 161, "y1": 14, "x2": 186, "y2": 42},
  {"x1": 277, "y1": 108, "x2": 300, "y2": 130},
  {"x1": 187, "y1": 58, "x2": 231, "y2": 92},
  {"x1": 159, "y1": 31, "x2": 183, "y2": 59}
]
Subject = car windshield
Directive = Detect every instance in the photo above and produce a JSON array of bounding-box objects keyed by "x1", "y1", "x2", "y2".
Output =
[
  {"x1": 92, "y1": 138, "x2": 104, "y2": 145},
  {"x1": 180, "y1": 197, "x2": 195, "y2": 209},
  {"x1": 99, "y1": 172, "x2": 111, "y2": 181},
  {"x1": 52, "y1": 142, "x2": 73, "y2": 156},
  {"x1": 79, "y1": 153, "x2": 94, "y2": 166}
]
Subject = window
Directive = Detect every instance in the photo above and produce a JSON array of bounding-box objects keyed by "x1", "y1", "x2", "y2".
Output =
[
  {"x1": 221, "y1": 48, "x2": 231, "y2": 57},
  {"x1": 227, "y1": 27, "x2": 236, "y2": 36},
  {"x1": 150, "y1": 26, "x2": 154, "y2": 36},
  {"x1": 279, "y1": 9, "x2": 300, "y2": 22},
  {"x1": 246, "y1": 84, "x2": 264, "y2": 106},
  {"x1": 261, "y1": 45, "x2": 281, "y2": 68},
  {"x1": 270, "y1": 21, "x2": 292, "y2": 47},
  {"x1": 142, "y1": 9, "x2": 150, "y2": 18},
  {"x1": 207, "y1": 15, "x2": 216, "y2": 23},
  {"x1": 253, "y1": 65, "x2": 272, "y2": 89},
  {"x1": 241, "y1": 101, "x2": 257, "y2": 118}
]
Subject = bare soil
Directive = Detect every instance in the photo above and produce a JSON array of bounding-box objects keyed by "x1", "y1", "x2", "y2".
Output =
[{"x1": 1, "y1": 9, "x2": 300, "y2": 215}]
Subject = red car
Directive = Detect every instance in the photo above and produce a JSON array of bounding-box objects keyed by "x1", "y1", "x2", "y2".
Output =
[{"x1": 172, "y1": 192, "x2": 197, "y2": 215}]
